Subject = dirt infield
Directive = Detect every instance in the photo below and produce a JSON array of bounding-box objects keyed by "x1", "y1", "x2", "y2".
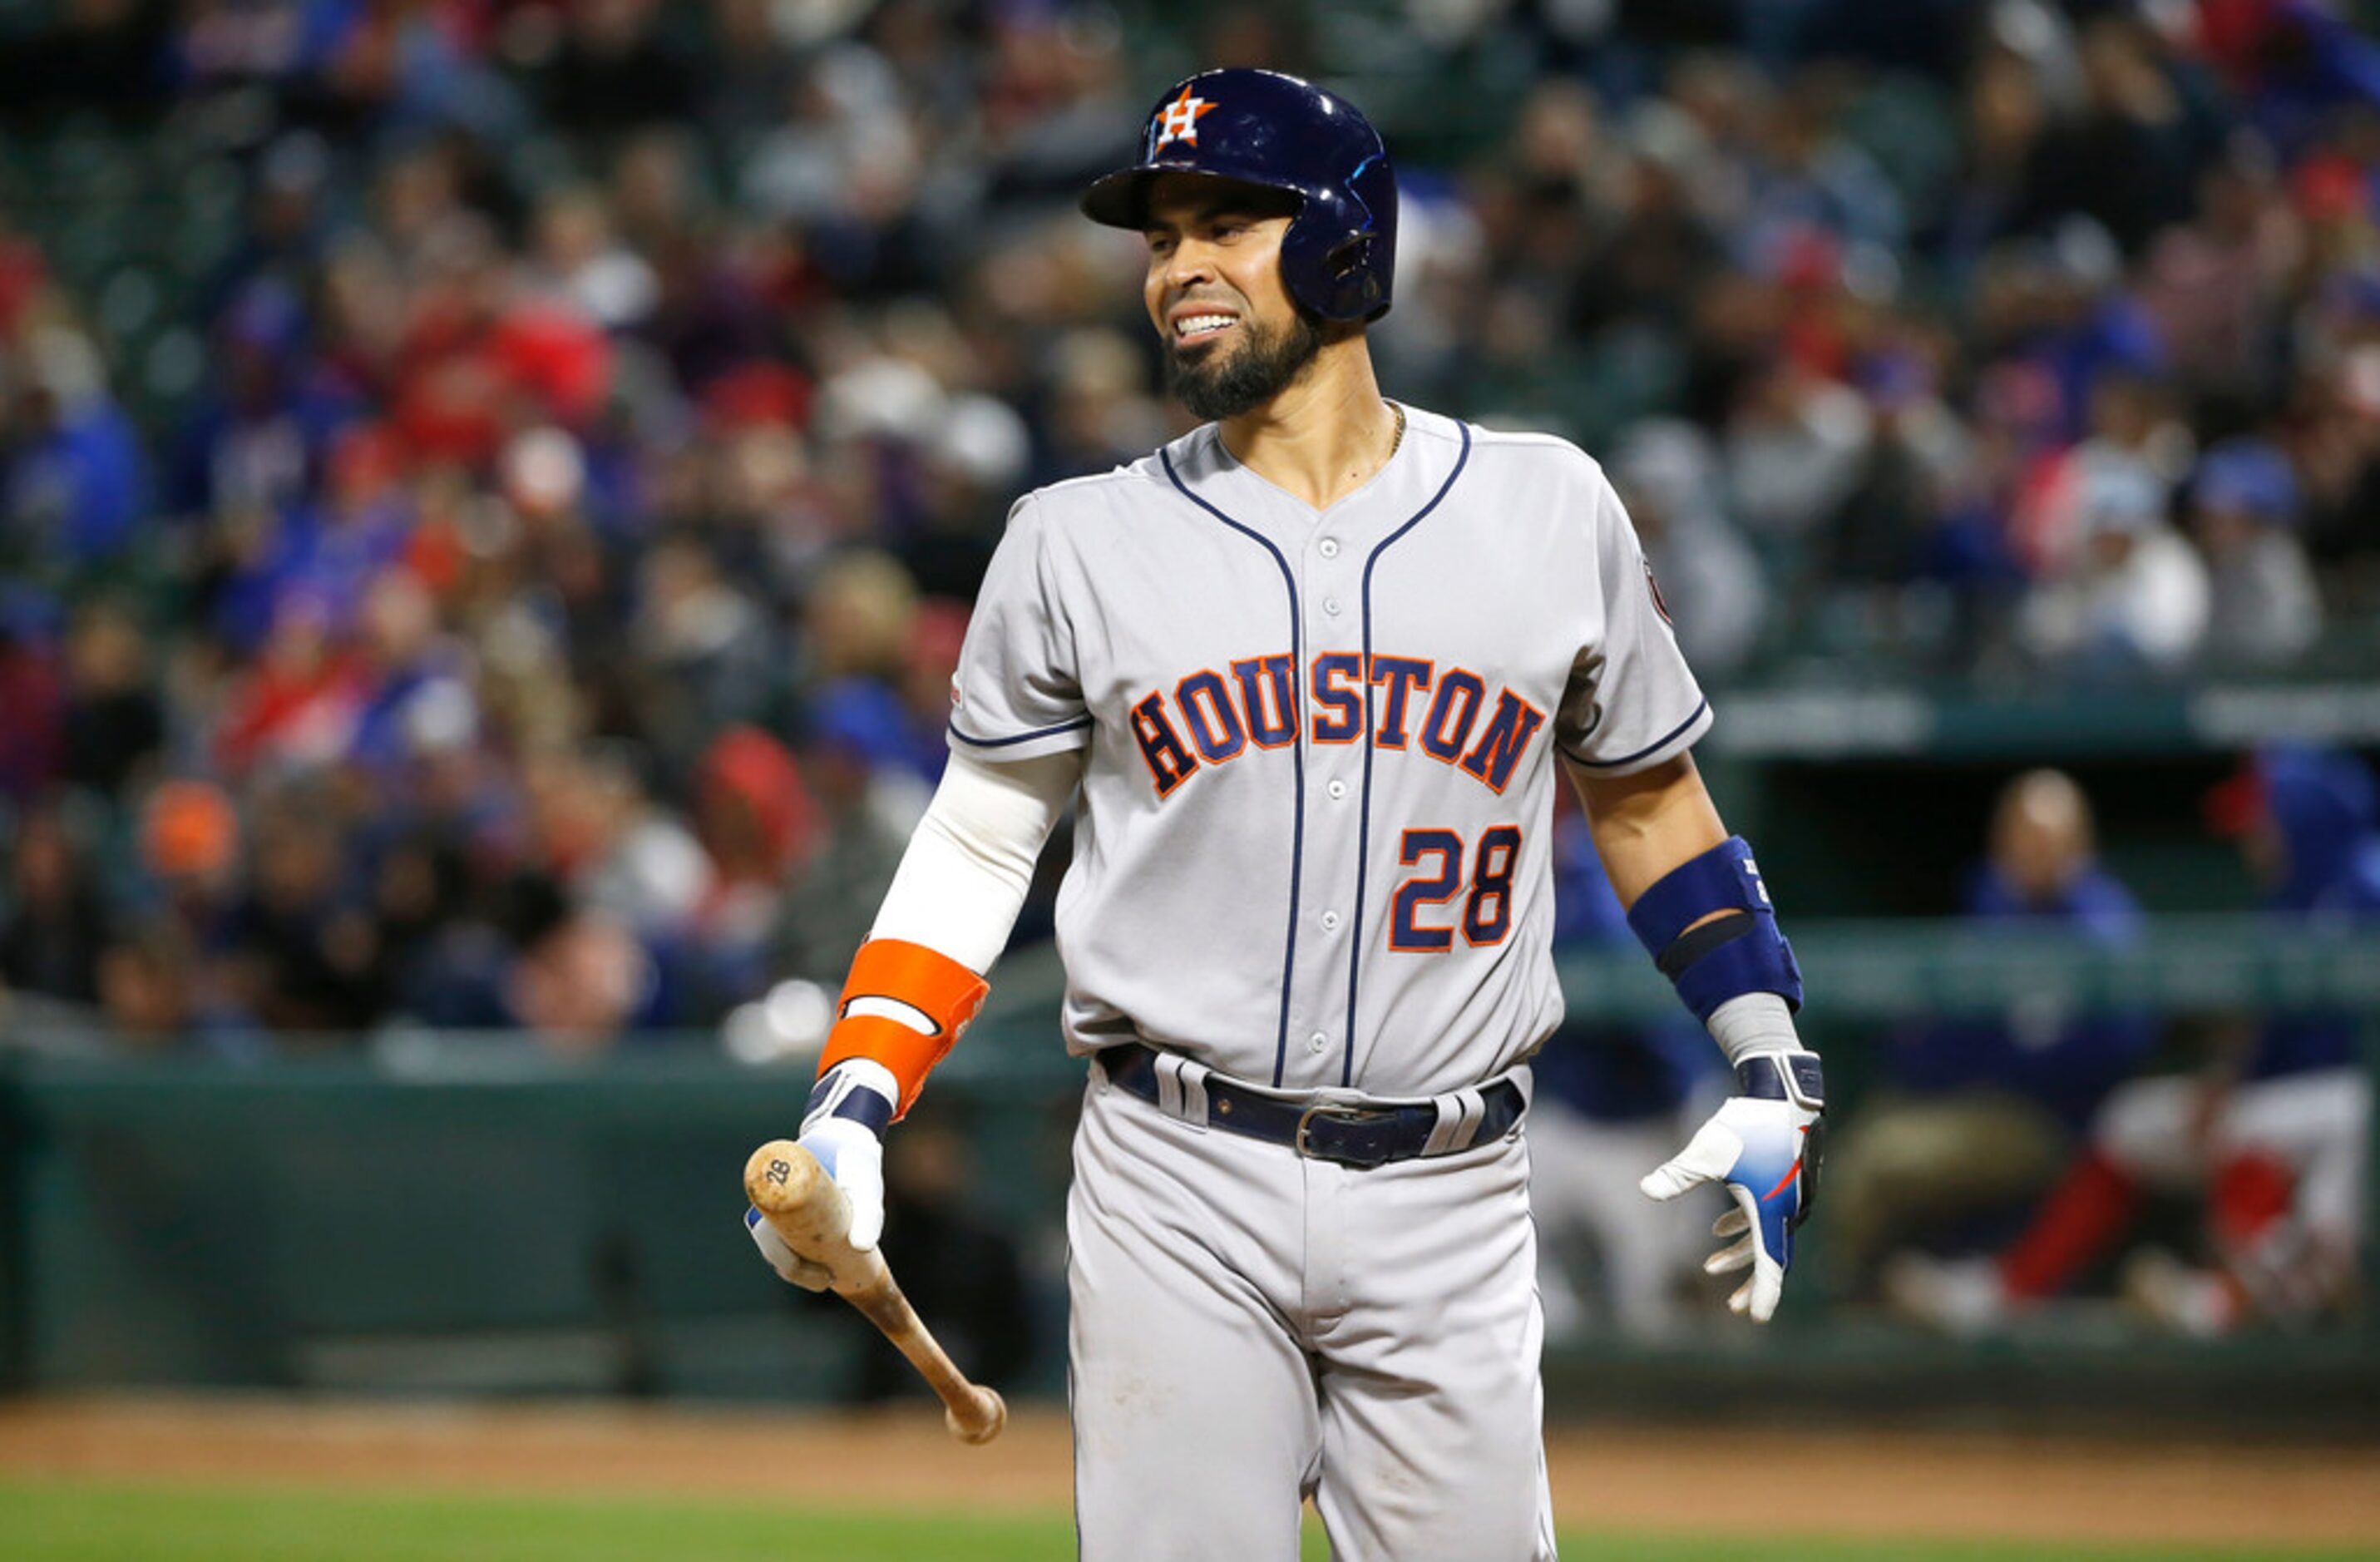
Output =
[{"x1": 2, "y1": 1396, "x2": 2374, "y2": 1549}]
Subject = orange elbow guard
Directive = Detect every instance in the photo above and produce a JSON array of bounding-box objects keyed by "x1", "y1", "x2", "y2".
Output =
[{"x1": 817, "y1": 938, "x2": 991, "y2": 1120}]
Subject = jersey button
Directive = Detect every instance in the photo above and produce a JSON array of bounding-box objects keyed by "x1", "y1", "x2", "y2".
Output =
[
  {"x1": 1320, "y1": 910, "x2": 1341, "y2": 932},
  {"x1": 1326, "y1": 779, "x2": 1347, "y2": 800},
  {"x1": 1323, "y1": 597, "x2": 1342, "y2": 616},
  {"x1": 1318, "y1": 537, "x2": 1340, "y2": 558},
  {"x1": 1307, "y1": 1031, "x2": 1329, "y2": 1054}
]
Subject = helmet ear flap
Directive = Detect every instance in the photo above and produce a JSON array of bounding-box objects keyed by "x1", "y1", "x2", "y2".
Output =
[
  {"x1": 1323, "y1": 234, "x2": 1381, "y2": 314},
  {"x1": 1325, "y1": 234, "x2": 1370, "y2": 282}
]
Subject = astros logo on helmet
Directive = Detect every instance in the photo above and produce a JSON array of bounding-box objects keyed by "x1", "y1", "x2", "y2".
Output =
[{"x1": 1153, "y1": 85, "x2": 1218, "y2": 149}]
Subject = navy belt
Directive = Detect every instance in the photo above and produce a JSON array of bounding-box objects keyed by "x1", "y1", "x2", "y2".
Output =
[{"x1": 1098, "y1": 1041, "x2": 1526, "y2": 1169}]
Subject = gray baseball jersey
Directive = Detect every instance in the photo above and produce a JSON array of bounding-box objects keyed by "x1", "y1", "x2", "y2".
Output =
[{"x1": 950, "y1": 403, "x2": 1711, "y2": 1097}]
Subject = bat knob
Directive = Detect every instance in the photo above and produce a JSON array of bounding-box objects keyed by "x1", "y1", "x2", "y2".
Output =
[{"x1": 946, "y1": 1385, "x2": 1007, "y2": 1446}]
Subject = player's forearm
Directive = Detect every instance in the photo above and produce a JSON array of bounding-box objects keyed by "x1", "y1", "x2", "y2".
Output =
[
  {"x1": 869, "y1": 749, "x2": 1081, "y2": 971},
  {"x1": 1568, "y1": 753, "x2": 1807, "y2": 1064},
  {"x1": 760, "y1": 751, "x2": 1077, "y2": 1288},
  {"x1": 1568, "y1": 753, "x2": 1727, "y2": 902},
  {"x1": 805, "y1": 749, "x2": 1080, "y2": 1123}
]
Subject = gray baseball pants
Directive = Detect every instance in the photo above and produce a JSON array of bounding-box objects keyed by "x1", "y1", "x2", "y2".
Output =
[{"x1": 1066, "y1": 1063, "x2": 1559, "y2": 1560}]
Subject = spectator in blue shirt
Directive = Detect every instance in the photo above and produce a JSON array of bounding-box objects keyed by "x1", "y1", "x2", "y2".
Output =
[{"x1": 1835, "y1": 768, "x2": 2155, "y2": 1288}]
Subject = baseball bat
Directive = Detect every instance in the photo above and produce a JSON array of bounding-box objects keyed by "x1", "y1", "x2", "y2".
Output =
[{"x1": 743, "y1": 1139, "x2": 1008, "y2": 1445}]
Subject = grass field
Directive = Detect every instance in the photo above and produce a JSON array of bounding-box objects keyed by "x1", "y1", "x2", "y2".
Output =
[
  {"x1": 6, "y1": 1480, "x2": 2377, "y2": 1562},
  {"x1": 7, "y1": 1399, "x2": 2376, "y2": 1560}
]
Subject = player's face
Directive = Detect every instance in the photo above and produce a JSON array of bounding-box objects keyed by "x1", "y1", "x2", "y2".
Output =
[{"x1": 1142, "y1": 175, "x2": 1324, "y2": 421}]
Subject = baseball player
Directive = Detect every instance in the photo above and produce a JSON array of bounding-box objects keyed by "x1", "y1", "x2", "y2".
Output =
[{"x1": 748, "y1": 69, "x2": 1824, "y2": 1560}]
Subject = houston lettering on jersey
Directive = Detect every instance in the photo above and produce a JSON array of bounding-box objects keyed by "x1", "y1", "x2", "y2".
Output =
[{"x1": 1131, "y1": 652, "x2": 1546, "y2": 798}]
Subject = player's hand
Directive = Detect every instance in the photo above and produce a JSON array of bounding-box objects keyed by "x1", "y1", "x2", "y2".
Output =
[
  {"x1": 745, "y1": 1202, "x2": 835, "y2": 1292},
  {"x1": 1639, "y1": 1051, "x2": 1825, "y2": 1322},
  {"x1": 744, "y1": 1063, "x2": 893, "y2": 1293}
]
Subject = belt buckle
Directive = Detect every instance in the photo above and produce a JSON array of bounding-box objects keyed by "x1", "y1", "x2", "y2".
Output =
[{"x1": 1295, "y1": 1104, "x2": 1400, "y2": 1169}]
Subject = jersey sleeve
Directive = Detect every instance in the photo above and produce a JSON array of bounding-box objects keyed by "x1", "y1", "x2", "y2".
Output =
[
  {"x1": 1553, "y1": 467, "x2": 1714, "y2": 774},
  {"x1": 946, "y1": 493, "x2": 1094, "y2": 763}
]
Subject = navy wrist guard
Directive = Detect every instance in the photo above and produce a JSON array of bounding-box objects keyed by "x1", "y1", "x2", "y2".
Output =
[{"x1": 1626, "y1": 836, "x2": 1804, "y2": 1023}]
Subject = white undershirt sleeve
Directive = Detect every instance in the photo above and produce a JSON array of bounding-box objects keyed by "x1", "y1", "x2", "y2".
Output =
[
  {"x1": 1705, "y1": 992, "x2": 1802, "y2": 1065},
  {"x1": 867, "y1": 748, "x2": 1083, "y2": 974}
]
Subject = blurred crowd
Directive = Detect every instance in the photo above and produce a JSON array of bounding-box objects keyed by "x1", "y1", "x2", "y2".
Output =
[{"x1": 2, "y1": 0, "x2": 2380, "y2": 1053}]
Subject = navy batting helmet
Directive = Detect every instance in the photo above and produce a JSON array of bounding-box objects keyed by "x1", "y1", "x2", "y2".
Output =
[{"x1": 1081, "y1": 68, "x2": 1397, "y2": 324}]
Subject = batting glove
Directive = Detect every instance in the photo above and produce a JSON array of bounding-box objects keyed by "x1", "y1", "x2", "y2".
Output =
[
  {"x1": 744, "y1": 1060, "x2": 896, "y2": 1293},
  {"x1": 1640, "y1": 1051, "x2": 1825, "y2": 1322}
]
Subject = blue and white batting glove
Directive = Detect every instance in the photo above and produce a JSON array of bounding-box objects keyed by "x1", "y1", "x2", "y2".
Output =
[
  {"x1": 1640, "y1": 1051, "x2": 1825, "y2": 1322},
  {"x1": 744, "y1": 1060, "x2": 898, "y2": 1294}
]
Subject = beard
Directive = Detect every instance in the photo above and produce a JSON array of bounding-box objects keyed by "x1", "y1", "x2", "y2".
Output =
[{"x1": 1163, "y1": 309, "x2": 1327, "y2": 423}]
